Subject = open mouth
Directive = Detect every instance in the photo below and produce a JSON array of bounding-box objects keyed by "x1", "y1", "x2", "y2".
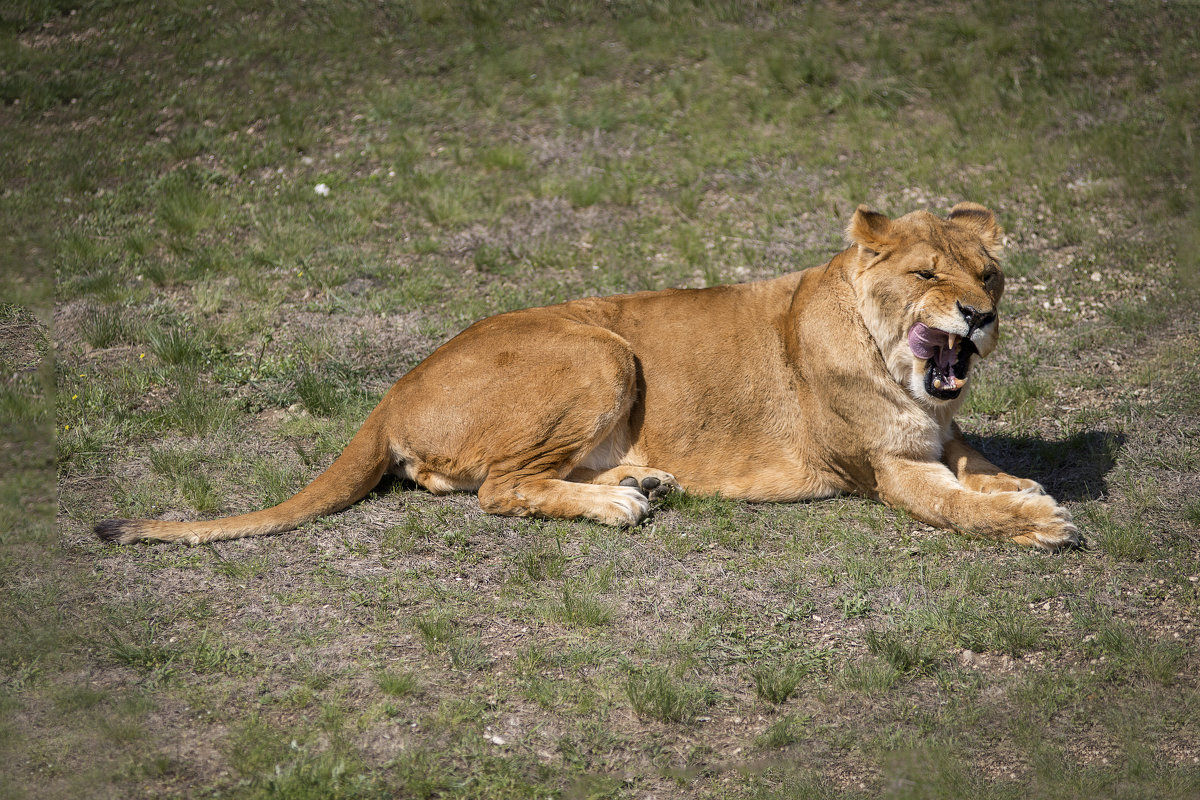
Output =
[{"x1": 908, "y1": 322, "x2": 978, "y2": 400}]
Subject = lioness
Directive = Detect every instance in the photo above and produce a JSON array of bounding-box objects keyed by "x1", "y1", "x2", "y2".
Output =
[{"x1": 96, "y1": 203, "x2": 1078, "y2": 550}]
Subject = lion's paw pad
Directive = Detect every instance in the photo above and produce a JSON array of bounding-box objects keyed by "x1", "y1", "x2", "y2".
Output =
[{"x1": 619, "y1": 472, "x2": 679, "y2": 499}]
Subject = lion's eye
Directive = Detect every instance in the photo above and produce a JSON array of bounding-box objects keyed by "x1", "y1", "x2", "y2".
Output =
[{"x1": 914, "y1": 270, "x2": 936, "y2": 280}]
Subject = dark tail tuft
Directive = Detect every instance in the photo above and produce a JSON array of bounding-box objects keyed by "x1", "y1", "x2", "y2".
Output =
[{"x1": 95, "y1": 519, "x2": 137, "y2": 543}]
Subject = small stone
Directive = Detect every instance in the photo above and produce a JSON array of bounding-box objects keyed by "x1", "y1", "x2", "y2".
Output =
[{"x1": 1090, "y1": 271, "x2": 1101, "y2": 281}]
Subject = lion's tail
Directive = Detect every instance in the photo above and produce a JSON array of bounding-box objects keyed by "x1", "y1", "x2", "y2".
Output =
[{"x1": 95, "y1": 398, "x2": 394, "y2": 546}]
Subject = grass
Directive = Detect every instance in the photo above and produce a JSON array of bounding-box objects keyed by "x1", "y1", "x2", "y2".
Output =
[
  {"x1": 864, "y1": 629, "x2": 942, "y2": 676},
  {"x1": 625, "y1": 666, "x2": 716, "y2": 725},
  {"x1": 12, "y1": 0, "x2": 1200, "y2": 797},
  {"x1": 546, "y1": 579, "x2": 614, "y2": 628},
  {"x1": 752, "y1": 659, "x2": 812, "y2": 704},
  {"x1": 756, "y1": 713, "x2": 812, "y2": 749},
  {"x1": 376, "y1": 670, "x2": 419, "y2": 698}
]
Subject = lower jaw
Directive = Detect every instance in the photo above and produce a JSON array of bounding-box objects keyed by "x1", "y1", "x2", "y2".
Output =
[{"x1": 924, "y1": 371, "x2": 964, "y2": 400}]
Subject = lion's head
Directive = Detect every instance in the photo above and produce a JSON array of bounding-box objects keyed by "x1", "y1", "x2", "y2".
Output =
[{"x1": 846, "y1": 202, "x2": 1005, "y2": 407}]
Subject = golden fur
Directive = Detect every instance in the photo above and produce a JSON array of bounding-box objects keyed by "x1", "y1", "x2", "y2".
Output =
[{"x1": 96, "y1": 203, "x2": 1078, "y2": 550}]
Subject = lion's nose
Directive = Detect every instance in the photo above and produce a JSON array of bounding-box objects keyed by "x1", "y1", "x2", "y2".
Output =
[{"x1": 957, "y1": 302, "x2": 995, "y2": 333}]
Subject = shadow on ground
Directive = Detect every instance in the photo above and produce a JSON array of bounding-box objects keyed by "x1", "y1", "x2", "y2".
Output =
[{"x1": 966, "y1": 430, "x2": 1125, "y2": 503}]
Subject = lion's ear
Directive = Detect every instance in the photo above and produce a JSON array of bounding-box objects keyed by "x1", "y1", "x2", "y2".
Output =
[
  {"x1": 845, "y1": 205, "x2": 895, "y2": 256},
  {"x1": 948, "y1": 202, "x2": 1003, "y2": 251}
]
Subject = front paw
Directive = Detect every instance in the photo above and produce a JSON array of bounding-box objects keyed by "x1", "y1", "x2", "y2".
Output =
[
  {"x1": 1009, "y1": 498, "x2": 1080, "y2": 552},
  {"x1": 969, "y1": 472, "x2": 1046, "y2": 495}
]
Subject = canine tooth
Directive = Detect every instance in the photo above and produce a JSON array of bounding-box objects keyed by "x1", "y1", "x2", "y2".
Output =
[
  {"x1": 946, "y1": 333, "x2": 959, "y2": 350},
  {"x1": 933, "y1": 378, "x2": 944, "y2": 390}
]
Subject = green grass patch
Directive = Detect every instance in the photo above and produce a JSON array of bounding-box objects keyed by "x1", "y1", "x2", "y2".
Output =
[
  {"x1": 545, "y1": 579, "x2": 613, "y2": 628},
  {"x1": 625, "y1": 666, "x2": 716, "y2": 725},
  {"x1": 377, "y1": 670, "x2": 419, "y2": 698},
  {"x1": 756, "y1": 713, "x2": 812, "y2": 749},
  {"x1": 1082, "y1": 505, "x2": 1153, "y2": 562},
  {"x1": 81, "y1": 306, "x2": 143, "y2": 348},
  {"x1": 751, "y1": 659, "x2": 812, "y2": 705},
  {"x1": 864, "y1": 629, "x2": 942, "y2": 676},
  {"x1": 412, "y1": 613, "x2": 490, "y2": 670}
]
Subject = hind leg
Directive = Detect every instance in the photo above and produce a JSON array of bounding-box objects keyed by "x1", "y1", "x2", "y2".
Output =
[
  {"x1": 479, "y1": 471, "x2": 650, "y2": 525},
  {"x1": 568, "y1": 465, "x2": 681, "y2": 499},
  {"x1": 392, "y1": 310, "x2": 658, "y2": 524}
]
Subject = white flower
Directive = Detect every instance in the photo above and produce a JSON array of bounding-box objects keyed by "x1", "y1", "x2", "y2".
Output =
[{"x1": 314, "y1": 183, "x2": 330, "y2": 197}]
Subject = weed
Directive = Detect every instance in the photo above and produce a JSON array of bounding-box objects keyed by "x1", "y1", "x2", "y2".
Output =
[
  {"x1": 512, "y1": 539, "x2": 566, "y2": 582},
  {"x1": 987, "y1": 609, "x2": 1048, "y2": 657},
  {"x1": 160, "y1": 381, "x2": 239, "y2": 436},
  {"x1": 625, "y1": 667, "x2": 715, "y2": 724},
  {"x1": 148, "y1": 445, "x2": 200, "y2": 479},
  {"x1": 188, "y1": 630, "x2": 252, "y2": 675},
  {"x1": 964, "y1": 374, "x2": 1047, "y2": 418},
  {"x1": 414, "y1": 614, "x2": 455, "y2": 651},
  {"x1": 377, "y1": 670, "x2": 419, "y2": 698},
  {"x1": 157, "y1": 169, "x2": 220, "y2": 239},
  {"x1": 149, "y1": 446, "x2": 222, "y2": 511},
  {"x1": 148, "y1": 326, "x2": 209, "y2": 368},
  {"x1": 446, "y1": 635, "x2": 492, "y2": 672},
  {"x1": 566, "y1": 177, "x2": 605, "y2": 209},
  {"x1": 381, "y1": 515, "x2": 437, "y2": 553},
  {"x1": 756, "y1": 713, "x2": 812, "y2": 749},
  {"x1": 837, "y1": 656, "x2": 902, "y2": 695},
  {"x1": 211, "y1": 555, "x2": 271, "y2": 581},
  {"x1": 1082, "y1": 505, "x2": 1152, "y2": 562},
  {"x1": 1080, "y1": 610, "x2": 1185, "y2": 686},
  {"x1": 251, "y1": 460, "x2": 306, "y2": 507},
  {"x1": 179, "y1": 473, "x2": 221, "y2": 512},
  {"x1": 479, "y1": 144, "x2": 528, "y2": 171},
  {"x1": 1185, "y1": 499, "x2": 1200, "y2": 528},
  {"x1": 864, "y1": 629, "x2": 941, "y2": 676},
  {"x1": 106, "y1": 628, "x2": 176, "y2": 679},
  {"x1": 547, "y1": 580, "x2": 613, "y2": 628},
  {"x1": 81, "y1": 306, "x2": 141, "y2": 348},
  {"x1": 52, "y1": 685, "x2": 107, "y2": 713},
  {"x1": 295, "y1": 370, "x2": 347, "y2": 416},
  {"x1": 1003, "y1": 250, "x2": 1040, "y2": 279},
  {"x1": 751, "y1": 659, "x2": 811, "y2": 705},
  {"x1": 97, "y1": 715, "x2": 146, "y2": 744},
  {"x1": 835, "y1": 591, "x2": 872, "y2": 619},
  {"x1": 473, "y1": 244, "x2": 512, "y2": 275}
]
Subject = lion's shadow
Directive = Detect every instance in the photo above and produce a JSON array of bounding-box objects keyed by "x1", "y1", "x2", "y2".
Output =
[{"x1": 963, "y1": 430, "x2": 1124, "y2": 503}]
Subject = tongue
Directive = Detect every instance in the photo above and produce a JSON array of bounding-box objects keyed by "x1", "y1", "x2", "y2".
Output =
[
  {"x1": 909, "y1": 323, "x2": 959, "y2": 377},
  {"x1": 908, "y1": 323, "x2": 949, "y2": 360}
]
